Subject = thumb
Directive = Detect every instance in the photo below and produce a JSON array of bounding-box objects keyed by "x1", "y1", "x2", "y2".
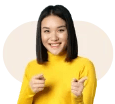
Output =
[
  {"x1": 72, "y1": 78, "x2": 78, "y2": 82},
  {"x1": 39, "y1": 74, "x2": 46, "y2": 80},
  {"x1": 35, "y1": 74, "x2": 45, "y2": 80},
  {"x1": 39, "y1": 74, "x2": 44, "y2": 78}
]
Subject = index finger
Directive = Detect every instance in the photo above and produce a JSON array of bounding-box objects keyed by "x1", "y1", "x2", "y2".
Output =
[{"x1": 78, "y1": 77, "x2": 88, "y2": 83}]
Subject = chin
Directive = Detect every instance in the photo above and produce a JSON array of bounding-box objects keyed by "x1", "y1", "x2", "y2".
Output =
[{"x1": 50, "y1": 50, "x2": 62, "y2": 55}]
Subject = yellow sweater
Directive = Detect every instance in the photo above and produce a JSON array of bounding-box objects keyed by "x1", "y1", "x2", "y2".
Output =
[{"x1": 17, "y1": 51, "x2": 97, "y2": 104}]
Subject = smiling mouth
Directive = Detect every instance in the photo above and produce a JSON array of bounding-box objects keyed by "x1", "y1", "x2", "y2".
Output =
[{"x1": 49, "y1": 43, "x2": 61, "y2": 48}]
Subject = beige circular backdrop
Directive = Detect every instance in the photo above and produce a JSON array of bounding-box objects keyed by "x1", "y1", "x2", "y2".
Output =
[{"x1": 3, "y1": 21, "x2": 113, "y2": 82}]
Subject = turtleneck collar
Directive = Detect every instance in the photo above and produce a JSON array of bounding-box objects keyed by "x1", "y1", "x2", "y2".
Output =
[{"x1": 47, "y1": 50, "x2": 67, "y2": 63}]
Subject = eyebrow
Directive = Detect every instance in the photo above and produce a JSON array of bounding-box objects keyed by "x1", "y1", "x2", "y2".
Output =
[{"x1": 42, "y1": 25, "x2": 66, "y2": 29}]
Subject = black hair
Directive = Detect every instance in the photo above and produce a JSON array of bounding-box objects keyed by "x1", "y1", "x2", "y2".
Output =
[{"x1": 36, "y1": 5, "x2": 78, "y2": 64}]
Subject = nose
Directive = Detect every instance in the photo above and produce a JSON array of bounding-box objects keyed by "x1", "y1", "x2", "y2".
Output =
[{"x1": 50, "y1": 32, "x2": 59, "y2": 41}]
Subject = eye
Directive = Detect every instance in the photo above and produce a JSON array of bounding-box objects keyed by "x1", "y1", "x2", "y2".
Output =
[
  {"x1": 59, "y1": 29, "x2": 64, "y2": 32},
  {"x1": 44, "y1": 30, "x2": 49, "y2": 32}
]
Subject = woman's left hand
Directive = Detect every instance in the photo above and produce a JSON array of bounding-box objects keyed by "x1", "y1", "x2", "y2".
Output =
[{"x1": 71, "y1": 77, "x2": 88, "y2": 97}]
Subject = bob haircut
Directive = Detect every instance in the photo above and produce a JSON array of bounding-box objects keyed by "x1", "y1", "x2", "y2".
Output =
[{"x1": 36, "y1": 5, "x2": 78, "y2": 64}]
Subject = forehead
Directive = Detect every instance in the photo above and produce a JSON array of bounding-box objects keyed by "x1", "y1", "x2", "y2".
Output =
[{"x1": 41, "y1": 15, "x2": 66, "y2": 28}]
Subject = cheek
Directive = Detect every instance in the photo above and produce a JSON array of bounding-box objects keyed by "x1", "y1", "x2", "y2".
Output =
[
  {"x1": 61, "y1": 33, "x2": 68, "y2": 43},
  {"x1": 41, "y1": 34, "x2": 48, "y2": 44},
  {"x1": 59, "y1": 32, "x2": 67, "y2": 38}
]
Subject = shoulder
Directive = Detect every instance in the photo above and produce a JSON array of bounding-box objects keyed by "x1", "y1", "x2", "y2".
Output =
[
  {"x1": 28, "y1": 59, "x2": 37, "y2": 65},
  {"x1": 23, "y1": 59, "x2": 38, "y2": 80},
  {"x1": 75, "y1": 56, "x2": 95, "y2": 73},
  {"x1": 77, "y1": 56, "x2": 96, "y2": 74},
  {"x1": 75, "y1": 56, "x2": 94, "y2": 66}
]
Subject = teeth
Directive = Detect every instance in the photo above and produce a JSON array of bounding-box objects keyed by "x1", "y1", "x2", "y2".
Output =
[{"x1": 50, "y1": 43, "x2": 60, "y2": 46}]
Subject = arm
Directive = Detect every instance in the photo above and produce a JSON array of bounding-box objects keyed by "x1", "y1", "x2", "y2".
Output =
[
  {"x1": 17, "y1": 63, "x2": 36, "y2": 104},
  {"x1": 71, "y1": 59, "x2": 97, "y2": 104}
]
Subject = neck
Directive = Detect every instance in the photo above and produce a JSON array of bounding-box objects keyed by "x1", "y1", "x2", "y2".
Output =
[{"x1": 47, "y1": 50, "x2": 67, "y2": 63}]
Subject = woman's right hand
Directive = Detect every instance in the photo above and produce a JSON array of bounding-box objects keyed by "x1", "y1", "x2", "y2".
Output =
[{"x1": 29, "y1": 74, "x2": 46, "y2": 94}]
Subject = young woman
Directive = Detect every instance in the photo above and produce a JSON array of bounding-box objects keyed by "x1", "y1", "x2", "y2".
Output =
[{"x1": 17, "y1": 5, "x2": 97, "y2": 104}]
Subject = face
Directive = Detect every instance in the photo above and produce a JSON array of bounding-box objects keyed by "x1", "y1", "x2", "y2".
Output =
[{"x1": 41, "y1": 15, "x2": 68, "y2": 55}]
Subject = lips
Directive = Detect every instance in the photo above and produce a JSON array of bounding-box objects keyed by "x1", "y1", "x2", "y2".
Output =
[{"x1": 49, "y1": 42, "x2": 61, "y2": 45}]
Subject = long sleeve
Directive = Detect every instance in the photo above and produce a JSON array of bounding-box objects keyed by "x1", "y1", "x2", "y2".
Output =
[
  {"x1": 71, "y1": 59, "x2": 97, "y2": 104},
  {"x1": 17, "y1": 63, "x2": 36, "y2": 104},
  {"x1": 71, "y1": 92, "x2": 84, "y2": 104},
  {"x1": 81, "y1": 59, "x2": 97, "y2": 104}
]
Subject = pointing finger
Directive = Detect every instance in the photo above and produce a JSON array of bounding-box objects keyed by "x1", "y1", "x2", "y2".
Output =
[
  {"x1": 34, "y1": 74, "x2": 46, "y2": 80},
  {"x1": 78, "y1": 77, "x2": 88, "y2": 83}
]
